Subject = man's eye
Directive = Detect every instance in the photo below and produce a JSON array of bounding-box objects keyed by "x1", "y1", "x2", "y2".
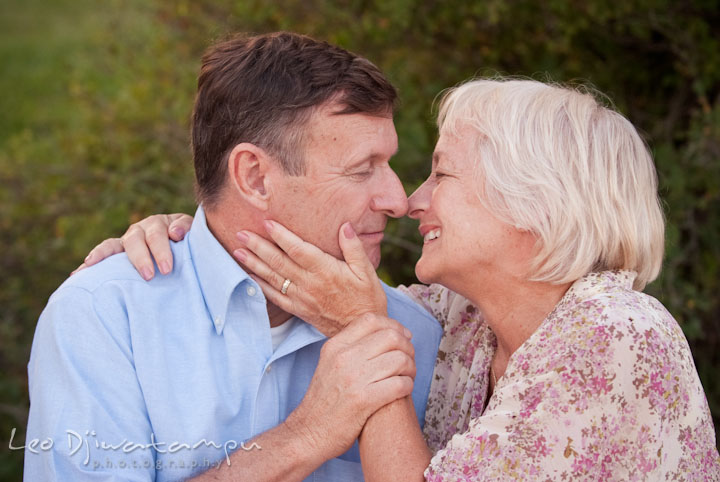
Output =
[{"x1": 351, "y1": 171, "x2": 372, "y2": 179}]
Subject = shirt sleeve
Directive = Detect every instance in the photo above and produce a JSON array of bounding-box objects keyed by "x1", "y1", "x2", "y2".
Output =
[{"x1": 24, "y1": 285, "x2": 156, "y2": 481}]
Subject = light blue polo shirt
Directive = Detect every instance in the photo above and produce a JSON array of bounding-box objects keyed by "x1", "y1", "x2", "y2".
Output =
[{"x1": 25, "y1": 206, "x2": 442, "y2": 481}]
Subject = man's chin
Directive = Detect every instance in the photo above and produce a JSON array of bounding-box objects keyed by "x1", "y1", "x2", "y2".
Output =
[{"x1": 365, "y1": 245, "x2": 382, "y2": 270}]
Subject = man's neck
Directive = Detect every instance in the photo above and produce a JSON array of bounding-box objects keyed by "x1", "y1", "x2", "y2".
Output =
[
  {"x1": 205, "y1": 204, "x2": 294, "y2": 328},
  {"x1": 268, "y1": 303, "x2": 293, "y2": 327}
]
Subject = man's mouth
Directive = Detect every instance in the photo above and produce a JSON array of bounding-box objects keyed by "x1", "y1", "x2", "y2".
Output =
[{"x1": 358, "y1": 231, "x2": 385, "y2": 243}]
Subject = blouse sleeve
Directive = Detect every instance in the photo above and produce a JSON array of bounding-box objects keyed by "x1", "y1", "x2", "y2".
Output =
[{"x1": 397, "y1": 283, "x2": 456, "y2": 329}]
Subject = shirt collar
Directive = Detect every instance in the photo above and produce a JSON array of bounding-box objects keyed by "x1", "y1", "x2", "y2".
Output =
[{"x1": 188, "y1": 205, "x2": 251, "y2": 335}]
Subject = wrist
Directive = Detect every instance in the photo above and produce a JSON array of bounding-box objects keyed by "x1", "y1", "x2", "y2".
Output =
[{"x1": 283, "y1": 408, "x2": 331, "y2": 465}]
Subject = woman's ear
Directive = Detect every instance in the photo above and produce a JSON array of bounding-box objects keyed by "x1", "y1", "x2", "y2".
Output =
[{"x1": 226, "y1": 143, "x2": 273, "y2": 211}]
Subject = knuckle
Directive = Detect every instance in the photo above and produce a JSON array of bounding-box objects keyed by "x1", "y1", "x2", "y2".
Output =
[
  {"x1": 320, "y1": 339, "x2": 337, "y2": 358},
  {"x1": 396, "y1": 351, "x2": 414, "y2": 373},
  {"x1": 400, "y1": 376, "x2": 414, "y2": 394},
  {"x1": 404, "y1": 353, "x2": 416, "y2": 371},
  {"x1": 94, "y1": 240, "x2": 110, "y2": 253},
  {"x1": 334, "y1": 347, "x2": 352, "y2": 365},
  {"x1": 285, "y1": 243, "x2": 304, "y2": 260},
  {"x1": 390, "y1": 376, "x2": 412, "y2": 395},
  {"x1": 359, "y1": 312, "x2": 376, "y2": 324},
  {"x1": 122, "y1": 226, "x2": 143, "y2": 242},
  {"x1": 145, "y1": 230, "x2": 166, "y2": 242},
  {"x1": 385, "y1": 328, "x2": 404, "y2": 346},
  {"x1": 271, "y1": 271, "x2": 286, "y2": 289},
  {"x1": 102, "y1": 239, "x2": 122, "y2": 254},
  {"x1": 393, "y1": 350, "x2": 410, "y2": 367},
  {"x1": 363, "y1": 313, "x2": 383, "y2": 329},
  {"x1": 266, "y1": 251, "x2": 285, "y2": 270}
]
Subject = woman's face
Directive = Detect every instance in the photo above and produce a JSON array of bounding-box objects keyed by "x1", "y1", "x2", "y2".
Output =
[{"x1": 408, "y1": 127, "x2": 536, "y2": 294}]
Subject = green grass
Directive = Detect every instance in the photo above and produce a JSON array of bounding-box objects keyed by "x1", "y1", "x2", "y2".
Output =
[
  {"x1": 0, "y1": 1, "x2": 189, "y2": 479},
  {"x1": 0, "y1": 0, "x2": 96, "y2": 140}
]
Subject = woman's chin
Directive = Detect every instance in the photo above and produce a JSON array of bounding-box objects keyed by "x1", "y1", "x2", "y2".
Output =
[{"x1": 414, "y1": 258, "x2": 439, "y2": 285}]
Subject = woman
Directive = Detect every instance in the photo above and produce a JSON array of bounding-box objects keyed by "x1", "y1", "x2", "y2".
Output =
[{"x1": 80, "y1": 79, "x2": 720, "y2": 480}]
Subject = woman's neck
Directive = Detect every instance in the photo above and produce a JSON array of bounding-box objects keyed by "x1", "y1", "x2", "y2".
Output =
[{"x1": 466, "y1": 274, "x2": 572, "y2": 372}]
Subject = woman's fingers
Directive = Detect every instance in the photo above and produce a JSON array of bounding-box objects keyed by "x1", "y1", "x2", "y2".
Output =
[
  {"x1": 73, "y1": 213, "x2": 191, "y2": 279},
  {"x1": 122, "y1": 213, "x2": 191, "y2": 278},
  {"x1": 233, "y1": 231, "x2": 303, "y2": 289},
  {"x1": 121, "y1": 225, "x2": 157, "y2": 281},
  {"x1": 71, "y1": 238, "x2": 124, "y2": 275},
  {"x1": 142, "y1": 217, "x2": 177, "y2": 275},
  {"x1": 338, "y1": 222, "x2": 377, "y2": 280},
  {"x1": 167, "y1": 214, "x2": 193, "y2": 241},
  {"x1": 263, "y1": 220, "x2": 330, "y2": 274},
  {"x1": 84, "y1": 238, "x2": 124, "y2": 267}
]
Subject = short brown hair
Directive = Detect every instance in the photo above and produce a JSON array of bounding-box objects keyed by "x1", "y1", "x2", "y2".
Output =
[{"x1": 192, "y1": 32, "x2": 398, "y2": 206}]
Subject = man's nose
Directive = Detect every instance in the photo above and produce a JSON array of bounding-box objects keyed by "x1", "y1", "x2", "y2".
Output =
[
  {"x1": 371, "y1": 167, "x2": 409, "y2": 218},
  {"x1": 407, "y1": 178, "x2": 431, "y2": 220}
]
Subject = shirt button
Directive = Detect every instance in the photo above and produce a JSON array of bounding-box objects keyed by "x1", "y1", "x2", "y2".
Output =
[
  {"x1": 247, "y1": 285, "x2": 257, "y2": 296},
  {"x1": 265, "y1": 365, "x2": 272, "y2": 374}
]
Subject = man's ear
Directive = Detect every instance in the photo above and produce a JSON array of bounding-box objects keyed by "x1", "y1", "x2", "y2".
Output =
[{"x1": 226, "y1": 143, "x2": 274, "y2": 210}]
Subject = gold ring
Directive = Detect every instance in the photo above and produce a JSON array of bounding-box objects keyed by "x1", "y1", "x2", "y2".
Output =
[{"x1": 281, "y1": 278, "x2": 292, "y2": 295}]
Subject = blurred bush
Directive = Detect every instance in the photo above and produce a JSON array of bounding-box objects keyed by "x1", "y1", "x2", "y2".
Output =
[{"x1": 1, "y1": 0, "x2": 718, "y2": 479}]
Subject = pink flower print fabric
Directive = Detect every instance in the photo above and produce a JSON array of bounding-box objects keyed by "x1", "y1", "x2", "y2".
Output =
[{"x1": 401, "y1": 270, "x2": 720, "y2": 481}]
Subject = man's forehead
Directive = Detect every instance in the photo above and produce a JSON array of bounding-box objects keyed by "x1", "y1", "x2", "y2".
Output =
[{"x1": 303, "y1": 109, "x2": 398, "y2": 167}]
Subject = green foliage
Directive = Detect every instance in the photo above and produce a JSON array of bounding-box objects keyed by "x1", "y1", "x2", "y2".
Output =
[{"x1": 1, "y1": 0, "x2": 718, "y2": 478}]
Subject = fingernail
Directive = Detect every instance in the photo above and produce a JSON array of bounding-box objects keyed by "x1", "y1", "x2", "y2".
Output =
[
  {"x1": 404, "y1": 328, "x2": 412, "y2": 339},
  {"x1": 171, "y1": 227, "x2": 185, "y2": 238},
  {"x1": 264, "y1": 220, "x2": 274, "y2": 232},
  {"x1": 141, "y1": 267, "x2": 153, "y2": 281},
  {"x1": 343, "y1": 223, "x2": 356, "y2": 239},
  {"x1": 159, "y1": 261, "x2": 171, "y2": 275},
  {"x1": 233, "y1": 248, "x2": 247, "y2": 263},
  {"x1": 85, "y1": 253, "x2": 93, "y2": 263},
  {"x1": 236, "y1": 231, "x2": 249, "y2": 244}
]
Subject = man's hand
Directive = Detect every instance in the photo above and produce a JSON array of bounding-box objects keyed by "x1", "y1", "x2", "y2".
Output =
[
  {"x1": 72, "y1": 213, "x2": 193, "y2": 278},
  {"x1": 191, "y1": 313, "x2": 416, "y2": 482},
  {"x1": 285, "y1": 313, "x2": 415, "y2": 458}
]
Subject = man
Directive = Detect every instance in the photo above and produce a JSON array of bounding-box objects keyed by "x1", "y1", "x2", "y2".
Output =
[{"x1": 25, "y1": 32, "x2": 442, "y2": 481}]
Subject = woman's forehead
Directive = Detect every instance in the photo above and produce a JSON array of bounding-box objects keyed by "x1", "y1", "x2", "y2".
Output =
[{"x1": 434, "y1": 130, "x2": 478, "y2": 168}]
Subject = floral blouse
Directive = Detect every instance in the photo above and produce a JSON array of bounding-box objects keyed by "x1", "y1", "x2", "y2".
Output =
[{"x1": 400, "y1": 271, "x2": 720, "y2": 481}]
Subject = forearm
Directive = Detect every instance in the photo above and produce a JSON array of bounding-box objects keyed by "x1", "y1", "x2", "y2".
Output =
[
  {"x1": 359, "y1": 397, "x2": 431, "y2": 482},
  {"x1": 190, "y1": 418, "x2": 327, "y2": 482}
]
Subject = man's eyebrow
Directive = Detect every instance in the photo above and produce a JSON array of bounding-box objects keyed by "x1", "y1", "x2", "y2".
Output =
[{"x1": 347, "y1": 148, "x2": 399, "y2": 169}]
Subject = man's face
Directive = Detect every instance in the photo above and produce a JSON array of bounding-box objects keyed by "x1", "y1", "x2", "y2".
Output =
[{"x1": 268, "y1": 103, "x2": 408, "y2": 268}]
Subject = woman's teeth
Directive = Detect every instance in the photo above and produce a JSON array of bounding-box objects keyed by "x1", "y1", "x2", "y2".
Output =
[{"x1": 424, "y1": 229, "x2": 441, "y2": 243}]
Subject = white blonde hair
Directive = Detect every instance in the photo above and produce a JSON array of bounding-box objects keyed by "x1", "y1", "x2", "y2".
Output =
[{"x1": 437, "y1": 78, "x2": 665, "y2": 289}]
